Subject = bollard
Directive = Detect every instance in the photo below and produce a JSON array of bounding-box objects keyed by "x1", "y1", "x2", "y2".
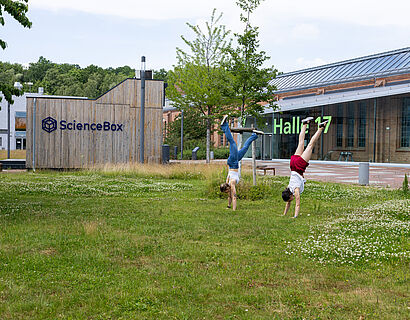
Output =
[
  {"x1": 162, "y1": 144, "x2": 170, "y2": 164},
  {"x1": 359, "y1": 162, "x2": 369, "y2": 185},
  {"x1": 173, "y1": 146, "x2": 178, "y2": 159},
  {"x1": 192, "y1": 147, "x2": 200, "y2": 160},
  {"x1": 210, "y1": 151, "x2": 214, "y2": 160}
]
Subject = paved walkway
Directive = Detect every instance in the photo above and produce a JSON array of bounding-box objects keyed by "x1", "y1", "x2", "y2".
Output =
[
  {"x1": 186, "y1": 159, "x2": 410, "y2": 189},
  {"x1": 251, "y1": 160, "x2": 409, "y2": 189}
]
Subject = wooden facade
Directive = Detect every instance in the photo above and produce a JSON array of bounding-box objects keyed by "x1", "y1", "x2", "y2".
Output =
[{"x1": 26, "y1": 78, "x2": 164, "y2": 169}]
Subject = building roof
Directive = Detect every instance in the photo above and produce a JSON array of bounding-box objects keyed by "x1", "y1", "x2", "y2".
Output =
[{"x1": 270, "y1": 47, "x2": 410, "y2": 93}]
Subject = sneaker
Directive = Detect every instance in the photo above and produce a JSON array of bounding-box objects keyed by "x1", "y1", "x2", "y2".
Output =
[
  {"x1": 319, "y1": 120, "x2": 329, "y2": 128},
  {"x1": 252, "y1": 129, "x2": 264, "y2": 135},
  {"x1": 301, "y1": 116, "x2": 314, "y2": 124},
  {"x1": 221, "y1": 115, "x2": 228, "y2": 126}
]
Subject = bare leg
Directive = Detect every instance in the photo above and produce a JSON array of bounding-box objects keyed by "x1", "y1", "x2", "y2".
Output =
[
  {"x1": 301, "y1": 127, "x2": 324, "y2": 162},
  {"x1": 294, "y1": 124, "x2": 308, "y2": 156}
]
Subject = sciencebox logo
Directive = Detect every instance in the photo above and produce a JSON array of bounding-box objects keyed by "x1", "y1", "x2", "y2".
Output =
[
  {"x1": 41, "y1": 117, "x2": 124, "y2": 133},
  {"x1": 42, "y1": 117, "x2": 58, "y2": 133}
]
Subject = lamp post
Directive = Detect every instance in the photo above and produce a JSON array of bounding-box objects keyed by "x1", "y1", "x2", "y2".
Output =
[
  {"x1": 180, "y1": 110, "x2": 184, "y2": 160},
  {"x1": 7, "y1": 82, "x2": 23, "y2": 159},
  {"x1": 139, "y1": 56, "x2": 146, "y2": 164},
  {"x1": 386, "y1": 126, "x2": 390, "y2": 163}
]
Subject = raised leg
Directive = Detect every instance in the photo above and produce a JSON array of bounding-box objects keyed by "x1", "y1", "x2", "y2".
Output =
[
  {"x1": 221, "y1": 122, "x2": 238, "y2": 165},
  {"x1": 300, "y1": 127, "x2": 324, "y2": 162},
  {"x1": 237, "y1": 133, "x2": 258, "y2": 161},
  {"x1": 294, "y1": 124, "x2": 308, "y2": 156}
]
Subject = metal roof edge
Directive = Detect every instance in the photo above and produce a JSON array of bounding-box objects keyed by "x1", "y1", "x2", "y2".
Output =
[
  {"x1": 275, "y1": 47, "x2": 410, "y2": 78},
  {"x1": 272, "y1": 69, "x2": 410, "y2": 94}
]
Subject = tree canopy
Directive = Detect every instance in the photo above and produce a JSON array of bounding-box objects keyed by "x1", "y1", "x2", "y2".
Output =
[
  {"x1": 0, "y1": 0, "x2": 32, "y2": 103},
  {"x1": 0, "y1": 57, "x2": 169, "y2": 100},
  {"x1": 225, "y1": 0, "x2": 278, "y2": 126},
  {"x1": 167, "y1": 9, "x2": 233, "y2": 163}
]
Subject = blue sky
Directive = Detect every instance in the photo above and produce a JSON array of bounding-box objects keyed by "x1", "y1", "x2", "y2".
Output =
[{"x1": 1, "y1": 0, "x2": 410, "y2": 73}]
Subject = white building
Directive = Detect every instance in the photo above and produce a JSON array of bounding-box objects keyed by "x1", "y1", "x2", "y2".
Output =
[
  {"x1": 0, "y1": 90, "x2": 87, "y2": 151},
  {"x1": 0, "y1": 92, "x2": 37, "y2": 151}
]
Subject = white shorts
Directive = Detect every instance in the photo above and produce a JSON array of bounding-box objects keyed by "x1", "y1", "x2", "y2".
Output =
[{"x1": 228, "y1": 170, "x2": 240, "y2": 184}]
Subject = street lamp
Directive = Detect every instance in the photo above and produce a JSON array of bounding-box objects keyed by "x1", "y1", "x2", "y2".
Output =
[
  {"x1": 139, "y1": 56, "x2": 146, "y2": 164},
  {"x1": 7, "y1": 82, "x2": 23, "y2": 159},
  {"x1": 386, "y1": 126, "x2": 390, "y2": 163}
]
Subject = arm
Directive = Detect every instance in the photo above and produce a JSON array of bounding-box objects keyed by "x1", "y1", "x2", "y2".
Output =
[
  {"x1": 294, "y1": 188, "x2": 301, "y2": 217},
  {"x1": 231, "y1": 182, "x2": 237, "y2": 211},
  {"x1": 283, "y1": 201, "x2": 291, "y2": 215},
  {"x1": 227, "y1": 191, "x2": 232, "y2": 208}
]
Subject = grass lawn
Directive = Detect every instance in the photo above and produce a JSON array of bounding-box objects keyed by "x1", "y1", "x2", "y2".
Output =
[{"x1": 0, "y1": 165, "x2": 408, "y2": 319}]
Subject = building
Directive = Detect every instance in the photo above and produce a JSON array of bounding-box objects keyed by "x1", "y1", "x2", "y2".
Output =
[
  {"x1": 239, "y1": 47, "x2": 410, "y2": 164},
  {"x1": 0, "y1": 91, "x2": 48, "y2": 152},
  {"x1": 25, "y1": 78, "x2": 164, "y2": 169}
]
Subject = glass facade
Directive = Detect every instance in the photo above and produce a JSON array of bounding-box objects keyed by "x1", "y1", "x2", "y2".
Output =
[
  {"x1": 244, "y1": 94, "x2": 410, "y2": 164},
  {"x1": 401, "y1": 98, "x2": 410, "y2": 148}
]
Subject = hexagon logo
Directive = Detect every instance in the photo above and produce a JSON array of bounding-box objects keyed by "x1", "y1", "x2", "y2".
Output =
[{"x1": 42, "y1": 116, "x2": 58, "y2": 133}]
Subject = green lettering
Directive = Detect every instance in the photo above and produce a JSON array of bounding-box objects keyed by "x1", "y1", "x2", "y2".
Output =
[
  {"x1": 274, "y1": 118, "x2": 283, "y2": 134},
  {"x1": 284, "y1": 121, "x2": 292, "y2": 134}
]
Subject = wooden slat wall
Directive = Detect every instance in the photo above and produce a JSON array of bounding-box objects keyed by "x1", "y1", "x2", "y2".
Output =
[{"x1": 26, "y1": 79, "x2": 163, "y2": 168}]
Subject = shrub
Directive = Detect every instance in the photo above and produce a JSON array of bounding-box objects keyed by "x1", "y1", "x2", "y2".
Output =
[
  {"x1": 204, "y1": 170, "x2": 285, "y2": 201},
  {"x1": 205, "y1": 166, "x2": 228, "y2": 198},
  {"x1": 212, "y1": 147, "x2": 230, "y2": 159},
  {"x1": 403, "y1": 174, "x2": 409, "y2": 195},
  {"x1": 237, "y1": 180, "x2": 273, "y2": 201},
  {"x1": 181, "y1": 146, "x2": 229, "y2": 160}
]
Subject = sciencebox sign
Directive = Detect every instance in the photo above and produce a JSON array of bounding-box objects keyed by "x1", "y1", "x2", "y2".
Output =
[{"x1": 41, "y1": 116, "x2": 124, "y2": 134}]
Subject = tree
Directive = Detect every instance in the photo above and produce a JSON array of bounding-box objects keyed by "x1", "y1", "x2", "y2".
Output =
[
  {"x1": 0, "y1": 0, "x2": 32, "y2": 103},
  {"x1": 167, "y1": 9, "x2": 233, "y2": 163},
  {"x1": 225, "y1": 0, "x2": 278, "y2": 128},
  {"x1": 164, "y1": 108, "x2": 207, "y2": 149},
  {"x1": 26, "y1": 56, "x2": 55, "y2": 83},
  {"x1": 153, "y1": 68, "x2": 169, "y2": 82}
]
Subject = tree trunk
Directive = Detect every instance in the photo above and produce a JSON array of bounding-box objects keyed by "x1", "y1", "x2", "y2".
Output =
[
  {"x1": 252, "y1": 140, "x2": 256, "y2": 186},
  {"x1": 206, "y1": 118, "x2": 211, "y2": 164}
]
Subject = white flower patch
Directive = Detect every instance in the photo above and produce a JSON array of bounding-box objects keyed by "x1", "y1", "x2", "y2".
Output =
[
  {"x1": 0, "y1": 174, "x2": 193, "y2": 197},
  {"x1": 286, "y1": 199, "x2": 410, "y2": 265}
]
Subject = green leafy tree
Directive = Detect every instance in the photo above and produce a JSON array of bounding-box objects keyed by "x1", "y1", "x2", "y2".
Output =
[
  {"x1": 167, "y1": 9, "x2": 233, "y2": 163},
  {"x1": 153, "y1": 68, "x2": 169, "y2": 82},
  {"x1": 164, "y1": 109, "x2": 207, "y2": 148},
  {"x1": 225, "y1": 0, "x2": 278, "y2": 127},
  {"x1": 26, "y1": 56, "x2": 55, "y2": 83},
  {"x1": 1, "y1": 56, "x2": 135, "y2": 99},
  {"x1": 0, "y1": 0, "x2": 32, "y2": 103},
  {"x1": 0, "y1": 0, "x2": 31, "y2": 49}
]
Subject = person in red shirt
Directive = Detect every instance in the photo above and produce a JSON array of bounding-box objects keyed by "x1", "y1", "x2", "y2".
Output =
[{"x1": 282, "y1": 117, "x2": 329, "y2": 218}]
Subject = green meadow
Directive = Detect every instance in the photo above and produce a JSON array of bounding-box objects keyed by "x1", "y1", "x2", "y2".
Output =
[{"x1": 0, "y1": 165, "x2": 408, "y2": 319}]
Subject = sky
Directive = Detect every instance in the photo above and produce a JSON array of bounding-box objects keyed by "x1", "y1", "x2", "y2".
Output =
[{"x1": 1, "y1": 0, "x2": 410, "y2": 74}]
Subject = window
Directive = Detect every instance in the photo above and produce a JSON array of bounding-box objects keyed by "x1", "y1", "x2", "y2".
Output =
[
  {"x1": 401, "y1": 98, "x2": 410, "y2": 148},
  {"x1": 358, "y1": 102, "x2": 366, "y2": 147},
  {"x1": 347, "y1": 103, "x2": 355, "y2": 147},
  {"x1": 0, "y1": 137, "x2": 2, "y2": 146},
  {"x1": 336, "y1": 104, "x2": 343, "y2": 147}
]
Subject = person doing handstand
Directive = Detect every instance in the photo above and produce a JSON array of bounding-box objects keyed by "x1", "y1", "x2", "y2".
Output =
[
  {"x1": 219, "y1": 115, "x2": 263, "y2": 211},
  {"x1": 282, "y1": 117, "x2": 329, "y2": 218}
]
